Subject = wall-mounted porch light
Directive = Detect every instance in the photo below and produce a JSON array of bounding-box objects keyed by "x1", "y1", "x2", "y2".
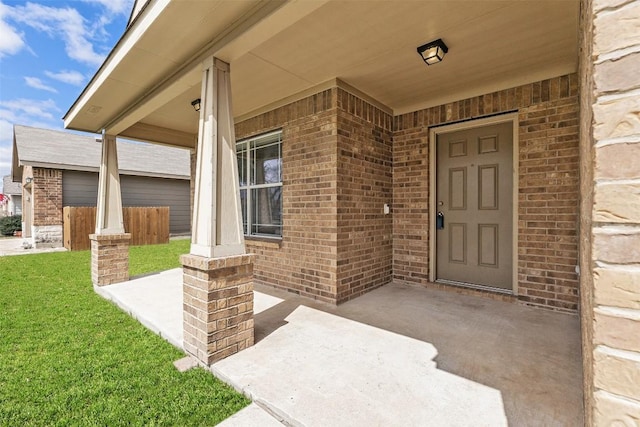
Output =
[
  {"x1": 25, "y1": 177, "x2": 33, "y2": 184},
  {"x1": 417, "y1": 38, "x2": 448, "y2": 65},
  {"x1": 191, "y1": 98, "x2": 201, "y2": 112}
]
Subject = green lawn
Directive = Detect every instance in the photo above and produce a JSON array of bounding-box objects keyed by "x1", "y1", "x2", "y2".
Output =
[{"x1": 0, "y1": 240, "x2": 250, "y2": 426}]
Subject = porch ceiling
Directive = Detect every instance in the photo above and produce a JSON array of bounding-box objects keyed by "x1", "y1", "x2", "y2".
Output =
[{"x1": 64, "y1": 0, "x2": 579, "y2": 148}]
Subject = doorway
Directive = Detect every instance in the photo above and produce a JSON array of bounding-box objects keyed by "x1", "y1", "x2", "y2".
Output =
[{"x1": 430, "y1": 115, "x2": 517, "y2": 293}]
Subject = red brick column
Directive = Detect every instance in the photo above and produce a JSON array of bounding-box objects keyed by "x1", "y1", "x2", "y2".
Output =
[
  {"x1": 90, "y1": 233, "x2": 131, "y2": 286},
  {"x1": 181, "y1": 253, "x2": 254, "y2": 365}
]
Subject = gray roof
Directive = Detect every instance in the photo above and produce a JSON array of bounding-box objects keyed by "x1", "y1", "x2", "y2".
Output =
[
  {"x1": 3, "y1": 175, "x2": 22, "y2": 195},
  {"x1": 13, "y1": 125, "x2": 190, "y2": 180}
]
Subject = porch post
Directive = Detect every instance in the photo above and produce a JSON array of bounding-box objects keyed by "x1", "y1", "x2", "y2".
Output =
[
  {"x1": 580, "y1": 0, "x2": 640, "y2": 424},
  {"x1": 90, "y1": 133, "x2": 131, "y2": 286},
  {"x1": 181, "y1": 57, "x2": 254, "y2": 365}
]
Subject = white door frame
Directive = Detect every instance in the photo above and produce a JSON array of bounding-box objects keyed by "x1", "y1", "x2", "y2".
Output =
[{"x1": 428, "y1": 112, "x2": 519, "y2": 295}]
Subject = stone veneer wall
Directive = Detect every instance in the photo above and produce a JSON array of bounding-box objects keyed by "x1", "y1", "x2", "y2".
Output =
[
  {"x1": 580, "y1": 0, "x2": 640, "y2": 422},
  {"x1": 235, "y1": 87, "x2": 394, "y2": 304},
  {"x1": 393, "y1": 73, "x2": 581, "y2": 312},
  {"x1": 31, "y1": 167, "x2": 63, "y2": 247}
]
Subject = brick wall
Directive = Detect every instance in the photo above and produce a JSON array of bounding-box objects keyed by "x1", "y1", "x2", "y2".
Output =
[
  {"x1": 236, "y1": 89, "x2": 339, "y2": 303},
  {"x1": 335, "y1": 89, "x2": 393, "y2": 302},
  {"x1": 32, "y1": 167, "x2": 63, "y2": 226},
  {"x1": 232, "y1": 75, "x2": 581, "y2": 311},
  {"x1": 580, "y1": 0, "x2": 640, "y2": 422},
  {"x1": 90, "y1": 233, "x2": 131, "y2": 286},
  {"x1": 393, "y1": 74, "x2": 581, "y2": 312},
  {"x1": 236, "y1": 87, "x2": 394, "y2": 304},
  {"x1": 181, "y1": 253, "x2": 254, "y2": 365}
]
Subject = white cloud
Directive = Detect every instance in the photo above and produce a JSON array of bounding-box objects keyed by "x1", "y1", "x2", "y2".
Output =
[
  {"x1": 8, "y1": 3, "x2": 105, "y2": 67},
  {"x1": 0, "y1": 117, "x2": 13, "y2": 149},
  {"x1": 0, "y1": 98, "x2": 62, "y2": 178},
  {"x1": 84, "y1": 0, "x2": 134, "y2": 16},
  {"x1": 0, "y1": 144, "x2": 12, "y2": 179},
  {"x1": 2, "y1": 0, "x2": 135, "y2": 68},
  {"x1": 0, "y1": 2, "x2": 24, "y2": 57},
  {"x1": 24, "y1": 76, "x2": 58, "y2": 93},
  {"x1": 44, "y1": 70, "x2": 85, "y2": 86},
  {"x1": 0, "y1": 98, "x2": 60, "y2": 123}
]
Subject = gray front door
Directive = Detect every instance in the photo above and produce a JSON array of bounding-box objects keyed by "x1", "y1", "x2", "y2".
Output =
[{"x1": 436, "y1": 121, "x2": 513, "y2": 290}]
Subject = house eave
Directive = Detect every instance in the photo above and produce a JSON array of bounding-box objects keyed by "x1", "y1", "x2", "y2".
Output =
[
  {"x1": 21, "y1": 161, "x2": 189, "y2": 181},
  {"x1": 63, "y1": 0, "x2": 579, "y2": 147},
  {"x1": 63, "y1": 0, "x2": 173, "y2": 132},
  {"x1": 63, "y1": 0, "x2": 292, "y2": 136}
]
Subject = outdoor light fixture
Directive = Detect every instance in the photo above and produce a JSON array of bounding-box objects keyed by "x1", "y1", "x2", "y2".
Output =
[
  {"x1": 25, "y1": 177, "x2": 33, "y2": 184},
  {"x1": 417, "y1": 38, "x2": 448, "y2": 65},
  {"x1": 191, "y1": 98, "x2": 201, "y2": 112}
]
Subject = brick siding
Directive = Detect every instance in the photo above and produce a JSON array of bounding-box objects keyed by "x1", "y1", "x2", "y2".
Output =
[
  {"x1": 236, "y1": 89, "x2": 339, "y2": 303},
  {"x1": 336, "y1": 90, "x2": 393, "y2": 302},
  {"x1": 236, "y1": 87, "x2": 394, "y2": 304},
  {"x1": 90, "y1": 233, "x2": 131, "y2": 286},
  {"x1": 32, "y1": 168, "x2": 63, "y2": 226},
  {"x1": 393, "y1": 74, "x2": 581, "y2": 312},
  {"x1": 181, "y1": 253, "x2": 254, "y2": 365},
  {"x1": 231, "y1": 75, "x2": 581, "y2": 311}
]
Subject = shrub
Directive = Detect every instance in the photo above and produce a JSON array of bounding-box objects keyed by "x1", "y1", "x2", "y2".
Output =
[{"x1": 0, "y1": 215, "x2": 22, "y2": 236}]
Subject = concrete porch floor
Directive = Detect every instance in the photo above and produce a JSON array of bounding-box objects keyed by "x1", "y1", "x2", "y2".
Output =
[{"x1": 97, "y1": 269, "x2": 583, "y2": 426}]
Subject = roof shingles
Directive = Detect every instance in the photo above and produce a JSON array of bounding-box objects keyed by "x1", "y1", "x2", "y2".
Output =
[
  {"x1": 2, "y1": 175, "x2": 22, "y2": 195},
  {"x1": 13, "y1": 125, "x2": 190, "y2": 179}
]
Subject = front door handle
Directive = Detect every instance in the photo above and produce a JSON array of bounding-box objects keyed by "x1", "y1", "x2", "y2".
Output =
[{"x1": 436, "y1": 211, "x2": 444, "y2": 230}]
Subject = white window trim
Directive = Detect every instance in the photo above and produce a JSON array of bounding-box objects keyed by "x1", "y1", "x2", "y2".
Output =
[{"x1": 237, "y1": 130, "x2": 283, "y2": 238}]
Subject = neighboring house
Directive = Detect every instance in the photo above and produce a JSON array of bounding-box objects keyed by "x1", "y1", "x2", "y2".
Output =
[
  {"x1": 2, "y1": 175, "x2": 22, "y2": 216},
  {"x1": 11, "y1": 125, "x2": 191, "y2": 248},
  {"x1": 61, "y1": 0, "x2": 639, "y2": 420}
]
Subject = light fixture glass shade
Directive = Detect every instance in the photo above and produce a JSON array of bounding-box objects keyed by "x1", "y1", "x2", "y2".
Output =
[
  {"x1": 417, "y1": 39, "x2": 448, "y2": 65},
  {"x1": 191, "y1": 98, "x2": 201, "y2": 112}
]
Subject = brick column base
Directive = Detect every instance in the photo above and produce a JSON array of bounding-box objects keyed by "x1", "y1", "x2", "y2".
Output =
[
  {"x1": 90, "y1": 233, "x2": 131, "y2": 286},
  {"x1": 181, "y1": 253, "x2": 255, "y2": 365}
]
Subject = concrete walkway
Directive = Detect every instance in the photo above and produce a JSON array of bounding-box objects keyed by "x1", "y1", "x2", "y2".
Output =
[
  {"x1": 95, "y1": 269, "x2": 184, "y2": 349},
  {"x1": 0, "y1": 237, "x2": 67, "y2": 256},
  {"x1": 97, "y1": 269, "x2": 583, "y2": 426}
]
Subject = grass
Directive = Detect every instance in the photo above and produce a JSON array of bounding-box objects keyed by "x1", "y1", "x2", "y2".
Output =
[
  {"x1": 129, "y1": 238, "x2": 190, "y2": 276},
  {"x1": 0, "y1": 240, "x2": 250, "y2": 426}
]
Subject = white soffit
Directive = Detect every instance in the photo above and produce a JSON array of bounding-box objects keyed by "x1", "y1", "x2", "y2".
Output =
[
  {"x1": 64, "y1": 0, "x2": 271, "y2": 133},
  {"x1": 66, "y1": 0, "x2": 579, "y2": 144},
  {"x1": 232, "y1": 0, "x2": 579, "y2": 117}
]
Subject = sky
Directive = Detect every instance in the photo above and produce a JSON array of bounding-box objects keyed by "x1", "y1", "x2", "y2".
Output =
[{"x1": 0, "y1": 0, "x2": 134, "y2": 192}]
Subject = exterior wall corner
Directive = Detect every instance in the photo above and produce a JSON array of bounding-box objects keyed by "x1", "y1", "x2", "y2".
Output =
[{"x1": 580, "y1": 0, "x2": 640, "y2": 422}]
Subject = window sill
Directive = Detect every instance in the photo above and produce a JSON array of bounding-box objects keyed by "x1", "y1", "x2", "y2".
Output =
[{"x1": 245, "y1": 236, "x2": 282, "y2": 249}]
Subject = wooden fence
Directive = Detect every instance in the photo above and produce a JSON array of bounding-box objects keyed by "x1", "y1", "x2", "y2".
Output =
[{"x1": 63, "y1": 206, "x2": 170, "y2": 251}]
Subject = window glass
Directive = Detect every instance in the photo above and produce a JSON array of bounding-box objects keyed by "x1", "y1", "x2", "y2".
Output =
[
  {"x1": 236, "y1": 130, "x2": 282, "y2": 238},
  {"x1": 239, "y1": 189, "x2": 247, "y2": 235},
  {"x1": 251, "y1": 143, "x2": 281, "y2": 185},
  {"x1": 251, "y1": 187, "x2": 282, "y2": 236}
]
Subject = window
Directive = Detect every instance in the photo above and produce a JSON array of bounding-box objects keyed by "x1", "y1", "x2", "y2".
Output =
[{"x1": 237, "y1": 131, "x2": 282, "y2": 238}]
